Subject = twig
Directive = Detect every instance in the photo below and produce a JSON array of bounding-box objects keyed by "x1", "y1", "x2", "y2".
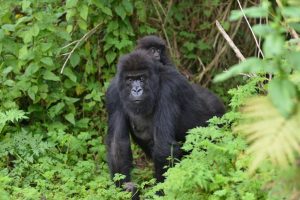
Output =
[
  {"x1": 237, "y1": 0, "x2": 264, "y2": 58},
  {"x1": 196, "y1": 1, "x2": 247, "y2": 84},
  {"x1": 216, "y1": 20, "x2": 246, "y2": 61},
  {"x1": 213, "y1": 0, "x2": 234, "y2": 48},
  {"x1": 61, "y1": 39, "x2": 79, "y2": 50},
  {"x1": 60, "y1": 23, "x2": 102, "y2": 74}
]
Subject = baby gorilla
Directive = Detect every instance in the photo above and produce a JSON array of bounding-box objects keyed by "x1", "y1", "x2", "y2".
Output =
[
  {"x1": 136, "y1": 35, "x2": 172, "y2": 65},
  {"x1": 106, "y1": 50, "x2": 224, "y2": 199}
]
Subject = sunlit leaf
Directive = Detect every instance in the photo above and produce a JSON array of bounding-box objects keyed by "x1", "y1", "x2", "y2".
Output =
[{"x1": 235, "y1": 96, "x2": 300, "y2": 173}]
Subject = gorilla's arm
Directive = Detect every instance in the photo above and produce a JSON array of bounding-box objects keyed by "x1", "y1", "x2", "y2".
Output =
[
  {"x1": 151, "y1": 70, "x2": 192, "y2": 182},
  {"x1": 106, "y1": 83, "x2": 133, "y2": 186},
  {"x1": 106, "y1": 110, "x2": 133, "y2": 186}
]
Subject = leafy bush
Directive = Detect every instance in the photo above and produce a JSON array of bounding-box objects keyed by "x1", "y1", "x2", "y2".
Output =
[
  {"x1": 144, "y1": 78, "x2": 274, "y2": 200},
  {"x1": 1, "y1": 0, "x2": 299, "y2": 199}
]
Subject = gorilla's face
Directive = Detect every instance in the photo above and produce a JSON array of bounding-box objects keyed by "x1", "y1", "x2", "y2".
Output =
[{"x1": 117, "y1": 52, "x2": 160, "y2": 116}]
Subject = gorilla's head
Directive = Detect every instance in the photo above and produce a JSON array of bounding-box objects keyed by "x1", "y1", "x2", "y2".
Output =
[
  {"x1": 136, "y1": 35, "x2": 172, "y2": 65},
  {"x1": 117, "y1": 50, "x2": 160, "y2": 116}
]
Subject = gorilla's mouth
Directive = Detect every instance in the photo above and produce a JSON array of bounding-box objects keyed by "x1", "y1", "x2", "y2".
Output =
[{"x1": 134, "y1": 100, "x2": 142, "y2": 104}]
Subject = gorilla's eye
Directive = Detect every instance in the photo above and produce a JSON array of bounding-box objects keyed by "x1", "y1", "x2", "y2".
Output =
[
  {"x1": 150, "y1": 47, "x2": 156, "y2": 53},
  {"x1": 156, "y1": 49, "x2": 161, "y2": 53}
]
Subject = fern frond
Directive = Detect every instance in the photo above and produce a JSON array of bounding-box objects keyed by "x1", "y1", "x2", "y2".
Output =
[
  {"x1": 0, "y1": 109, "x2": 28, "y2": 133},
  {"x1": 235, "y1": 96, "x2": 300, "y2": 172}
]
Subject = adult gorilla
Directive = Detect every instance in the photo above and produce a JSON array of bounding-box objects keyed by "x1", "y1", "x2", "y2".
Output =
[
  {"x1": 136, "y1": 35, "x2": 225, "y2": 117},
  {"x1": 105, "y1": 50, "x2": 224, "y2": 199}
]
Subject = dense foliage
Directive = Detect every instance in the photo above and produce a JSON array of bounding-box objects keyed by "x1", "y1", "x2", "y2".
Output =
[{"x1": 0, "y1": 0, "x2": 299, "y2": 199}]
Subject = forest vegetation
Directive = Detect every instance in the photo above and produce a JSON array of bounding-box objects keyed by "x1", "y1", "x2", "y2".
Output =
[{"x1": 0, "y1": 0, "x2": 300, "y2": 199}]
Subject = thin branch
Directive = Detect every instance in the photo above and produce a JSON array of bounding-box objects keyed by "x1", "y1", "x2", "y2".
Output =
[
  {"x1": 216, "y1": 20, "x2": 246, "y2": 61},
  {"x1": 196, "y1": 1, "x2": 247, "y2": 84},
  {"x1": 61, "y1": 39, "x2": 79, "y2": 50},
  {"x1": 237, "y1": 0, "x2": 264, "y2": 58},
  {"x1": 60, "y1": 23, "x2": 102, "y2": 74}
]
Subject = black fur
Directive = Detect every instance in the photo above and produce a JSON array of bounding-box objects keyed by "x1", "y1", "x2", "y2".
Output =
[
  {"x1": 136, "y1": 35, "x2": 172, "y2": 65},
  {"x1": 136, "y1": 35, "x2": 225, "y2": 117},
  {"x1": 105, "y1": 50, "x2": 225, "y2": 197}
]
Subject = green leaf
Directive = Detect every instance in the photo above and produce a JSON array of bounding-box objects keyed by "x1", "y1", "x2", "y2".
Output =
[
  {"x1": 287, "y1": 51, "x2": 300, "y2": 70},
  {"x1": 268, "y1": 78, "x2": 297, "y2": 117},
  {"x1": 214, "y1": 58, "x2": 265, "y2": 82},
  {"x1": 79, "y1": 5, "x2": 89, "y2": 20},
  {"x1": 70, "y1": 52, "x2": 80, "y2": 67},
  {"x1": 92, "y1": 1, "x2": 112, "y2": 16},
  {"x1": 263, "y1": 34, "x2": 284, "y2": 58},
  {"x1": 25, "y1": 63, "x2": 39, "y2": 76},
  {"x1": 28, "y1": 86, "x2": 38, "y2": 101},
  {"x1": 230, "y1": 5, "x2": 269, "y2": 21},
  {"x1": 0, "y1": 29, "x2": 4, "y2": 40},
  {"x1": 31, "y1": 24, "x2": 40, "y2": 37},
  {"x1": 66, "y1": 0, "x2": 78, "y2": 8},
  {"x1": 19, "y1": 46, "x2": 29, "y2": 60},
  {"x1": 115, "y1": 5, "x2": 126, "y2": 20},
  {"x1": 41, "y1": 57, "x2": 54, "y2": 66},
  {"x1": 78, "y1": 19, "x2": 87, "y2": 30},
  {"x1": 281, "y1": 7, "x2": 300, "y2": 18},
  {"x1": 63, "y1": 68, "x2": 77, "y2": 82},
  {"x1": 252, "y1": 24, "x2": 274, "y2": 37},
  {"x1": 122, "y1": 0, "x2": 133, "y2": 15},
  {"x1": 1, "y1": 24, "x2": 15, "y2": 32},
  {"x1": 105, "y1": 51, "x2": 117, "y2": 64},
  {"x1": 43, "y1": 71, "x2": 60, "y2": 81},
  {"x1": 65, "y1": 113, "x2": 75, "y2": 125}
]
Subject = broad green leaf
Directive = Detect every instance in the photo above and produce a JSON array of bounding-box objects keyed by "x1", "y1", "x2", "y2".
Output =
[
  {"x1": 28, "y1": 86, "x2": 38, "y2": 101},
  {"x1": 41, "y1": 43, "x2": 52, "y2": 52},
  {"x1": 19, "y1": 46, "x2": 29, "y2": 60},
  {"x1": 25, "y1": 63, "x2": 39, "y2": 76},
  {"x1": 63, "y1": 68, "x2": 77, "y2": 82},
  {"x1": 122, "y1": 0, "x2": 133, "y2": 15},
  {"x1": 43, "y1": 71, "x2": 60, "y2": 81},
  {"x1": 92, "y1": 1, "x2": 112, "y2": 16},
  {"x1": 105, "y1": 51, "x2": 117, "y2": 64},
  {"x1": 115, "y1": 5, "x2": 126, "y2": 20},
  {"x1": 2, "y1": 24, "x2": 15, "y2": 32},
  {"x1": 263, "y1": 34, "x2": 284, "y2": 58},
  {"x1": 107, "y1": 21, "x2": 119, "y2": 32},
  {"x1": 70, "y1": 52, "x2": 80, "y2": 67},
  {"x1": 268, "y1": 78, "x2": 297, "y2": 117},
  {"x1": 31, "y1": 24, "x2": 40, "y2": 36},
  {"x1": 230, "y1": 5, "x2": 269, "y2": 21},
  {"x1": 66, "y1": 25, "x2": 73, "y2": 33},
  {"x1": 65, "y1": 113, "x2": 75, "y2": 125},
  {"x1": 66, "y1": 0, "x2": 78, "y2": 8},
  {"x1": 214, "y1": 58, "x2": 266, "y2": 82},
  {"x1": 78, "y1": 19, "x2": 87, "y2": 30},
  {"x1": 252, "y1": 24, "x2": 274, "y2": 37},
  {"x1": 22, "y1": 30, "x2": 33, "y2": 43},
  {"x1": 79, "y1": 5, "x2": 89, "y2": 20},
  {"x1": 0, "y1": 29, "x2": 4, "y2": 40},
  {"x1": 22, "y1": 0, "x2": 31, "y2": 10},
  {"x1": 66, "y1": 9, "x2": 76, "y2": 21},
  {"x1": 287, "y1": 51, "x2": 300, "y2": 70},
  {"x1": 281, "y1": 7, "x2": 300, "y2": 18},
  {"x1": 41, "y1": 57, "x2": 54, "y2": 66}
]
